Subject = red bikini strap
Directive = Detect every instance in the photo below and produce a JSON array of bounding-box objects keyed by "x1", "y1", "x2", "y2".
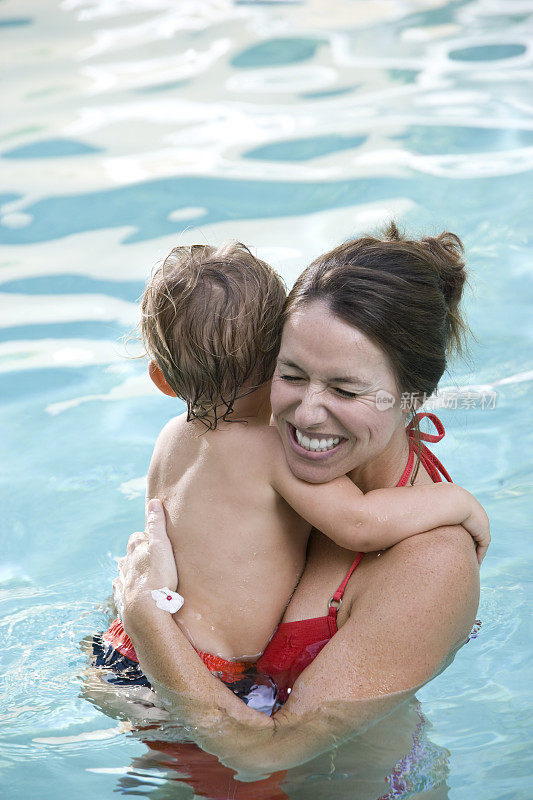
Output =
[
  {"x1": 328, "y1": 553, "x2": 363, "y2": 620},
  {"x1": 406, "y1": 412, "x2": 445, "y2": 443},
  {"x1": 407, "y1": 412, "x2": 452, "y2": 483},
  {"x1": 396, "y1": 442, "x2": 415, "y2": 487},
  {"x1": 418, "y1": 445, "x2": 453, "y2": 483}
]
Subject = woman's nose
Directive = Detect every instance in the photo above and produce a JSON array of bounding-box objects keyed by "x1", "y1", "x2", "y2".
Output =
[{"x1": 293, "y1": 387, "x2": 329, "y2": 430}]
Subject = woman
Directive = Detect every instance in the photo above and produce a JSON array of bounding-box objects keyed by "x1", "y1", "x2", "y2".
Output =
[{"x1": 114, "y1": 224, "x2": 482, "y2": 782}]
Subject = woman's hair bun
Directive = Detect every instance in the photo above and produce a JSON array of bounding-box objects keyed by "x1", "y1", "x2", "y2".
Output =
[
  {"x1": 381, "y1": 222, "x2": 468, "y2": 356},
  {"x1": 420, "y1": 231, "x2": 468, "y2": 356},
  {"x1": 421, "y1": 231, "x2": 466, "y2": 308}
]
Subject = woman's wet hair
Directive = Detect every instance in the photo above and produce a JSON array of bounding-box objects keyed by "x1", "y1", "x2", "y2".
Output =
[
  {"x1": 141, "y1": 242, "x2": 286, "y2": 429},
  {"x1": 284, "y1": 222, "x2": 470, "y2": 480}
]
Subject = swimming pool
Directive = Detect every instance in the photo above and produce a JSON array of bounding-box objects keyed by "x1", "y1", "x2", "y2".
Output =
[{"x1": 1, "y1": 1, "x2": 532, "y2": 798}]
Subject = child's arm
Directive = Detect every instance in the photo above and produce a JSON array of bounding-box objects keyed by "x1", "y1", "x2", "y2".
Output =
[{"x1": 271, "y1": 453, "x2": 490, "y2": 564}]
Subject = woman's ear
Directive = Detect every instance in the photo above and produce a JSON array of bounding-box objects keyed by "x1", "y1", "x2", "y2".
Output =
[{"x1": 149, "y1": 361, "x2": 177, "y2": 397}]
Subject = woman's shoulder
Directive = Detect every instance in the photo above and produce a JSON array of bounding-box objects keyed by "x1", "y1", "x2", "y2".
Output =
[
  {"x1": 353, "y1": 526, "x2": 480, "y2": 645},
  {"x1": 385, "y1": 524, "x2": 477, "y2": 569},
  {"x1": 370, "y1": 525, "x2": 479, "y2": 599}
]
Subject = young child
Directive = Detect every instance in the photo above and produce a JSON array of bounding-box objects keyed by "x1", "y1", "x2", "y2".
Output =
[{"x1": 94, "y1": 242, "x2": 488, "y2": 700}]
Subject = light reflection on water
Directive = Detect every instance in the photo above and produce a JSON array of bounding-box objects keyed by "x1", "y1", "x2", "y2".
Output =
[{"x1": 0, "y1": 0, "x2": 531, "y2": 798}]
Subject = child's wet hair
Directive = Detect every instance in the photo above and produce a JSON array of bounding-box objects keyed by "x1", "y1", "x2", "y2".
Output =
[{"x1": 141, "y1": 242, "x2": 286, "y2": 428}]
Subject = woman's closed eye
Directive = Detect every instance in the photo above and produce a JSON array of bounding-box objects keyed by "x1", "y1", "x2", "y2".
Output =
[{"x1": 280, "y1": 374, "x2": 358, "y2": 397}]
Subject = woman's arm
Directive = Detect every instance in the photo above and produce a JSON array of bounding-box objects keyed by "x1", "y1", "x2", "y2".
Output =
[
  {"x1": 271, "y1": 448, "x2": 490, "y2": 562},
  {"x1": 119, "y1": 502, "x2": 480, "y2": 777}
]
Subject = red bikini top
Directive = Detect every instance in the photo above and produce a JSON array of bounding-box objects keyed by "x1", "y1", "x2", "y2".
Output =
[{"x1": 256, "y1": 412, "x2": 452, "y2": 700}]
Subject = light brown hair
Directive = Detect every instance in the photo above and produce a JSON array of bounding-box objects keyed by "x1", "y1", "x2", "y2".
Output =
[
  {"x1": 285, "y1": 222, "x2": 470, "y2": 481},
  {"x1": 141, "y1": 242, "x2": 286, "y2": 428}
]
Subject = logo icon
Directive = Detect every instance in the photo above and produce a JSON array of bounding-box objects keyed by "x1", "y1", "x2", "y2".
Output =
[{"x1": 375, "y1": 390, "x2": 395, "y2": 411}]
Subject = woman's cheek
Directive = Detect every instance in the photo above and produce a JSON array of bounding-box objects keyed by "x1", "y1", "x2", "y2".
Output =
[
  {"x1": 368, "y1": 404, "x2": 404, "y2": 447},
  {"x1": 349, "y1": 397, "x2": 398, "y2": 443}
]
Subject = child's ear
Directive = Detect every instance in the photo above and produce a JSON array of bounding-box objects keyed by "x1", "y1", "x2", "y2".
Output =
[{"x1": 149, "y1": 361, "x2": 177, "y2": 397}]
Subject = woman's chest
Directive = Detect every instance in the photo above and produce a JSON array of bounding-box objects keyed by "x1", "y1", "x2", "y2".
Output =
[{"x1": 280, "y1": 532, "x2": 371, "y2": 626}]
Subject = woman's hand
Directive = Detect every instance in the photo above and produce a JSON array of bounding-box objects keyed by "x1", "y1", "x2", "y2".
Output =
[{"x1": 113, "y1": 498, "x2": 178, "y2": 619}]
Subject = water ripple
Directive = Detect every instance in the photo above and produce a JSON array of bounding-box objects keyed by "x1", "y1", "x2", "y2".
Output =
[{"x1": 1, "y1": 2, "x2": 531, "y2": 798}]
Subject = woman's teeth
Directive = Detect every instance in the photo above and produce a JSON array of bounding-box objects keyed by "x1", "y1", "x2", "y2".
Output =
[{"x1": 294, "y1": 428, "x2": 341, "y2": 452}]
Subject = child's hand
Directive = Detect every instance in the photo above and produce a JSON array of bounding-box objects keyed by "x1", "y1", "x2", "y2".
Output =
[
  {"x1": 461, "y1": 496, "x2": 491, "y2": 566},
  {"x1": 113, "y1": 499, "x2": 178, "y2": 618}
]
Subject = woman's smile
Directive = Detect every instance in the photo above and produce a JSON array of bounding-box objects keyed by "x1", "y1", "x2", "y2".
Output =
[{"x1": 287, "y1": 422, "x2": 347, "y2": 457}]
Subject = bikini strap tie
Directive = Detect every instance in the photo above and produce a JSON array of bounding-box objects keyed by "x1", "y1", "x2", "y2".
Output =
[
  {"x1": 406, "y1": 411, "x2": 445, "y2": 443},
  {"x1": 406, "y1": 412, "x2": 452, "y2": 483}
]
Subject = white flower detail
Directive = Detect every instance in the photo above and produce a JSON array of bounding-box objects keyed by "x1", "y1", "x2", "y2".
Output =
[{"x1": 151, "y1": 587, "x2": 184, "y2": 613}]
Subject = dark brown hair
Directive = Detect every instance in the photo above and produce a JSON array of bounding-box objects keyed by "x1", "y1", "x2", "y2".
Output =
[
  {"x1": 141, "y1": 242, "x2": 286, "y2": 428},
  {"x1": 285, "y1": 222, "x2": 470, "y2": 480}
]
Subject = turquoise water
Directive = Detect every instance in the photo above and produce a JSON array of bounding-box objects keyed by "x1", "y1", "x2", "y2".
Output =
[{"x1": 1, "y1": 1, "x2": 532, "y2": 798}]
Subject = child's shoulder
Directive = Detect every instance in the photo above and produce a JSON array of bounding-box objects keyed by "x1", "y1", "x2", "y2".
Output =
[
  {"x1": 159, "y1": 411, "x2": 189, "y2": 437},
  {"x1": 152, "y1": 414, "x2": 283, "y2": 460},
  {"x1": 149, "y1": 412, "x2": 190, "y2": 468},
  {"x1": 153, "y1": 411, "x2": 189, "y2": 449}
]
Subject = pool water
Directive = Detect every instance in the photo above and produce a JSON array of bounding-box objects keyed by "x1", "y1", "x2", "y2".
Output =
[{"x1": 1, "y1": 1, "x2": 532, "y2": 798}]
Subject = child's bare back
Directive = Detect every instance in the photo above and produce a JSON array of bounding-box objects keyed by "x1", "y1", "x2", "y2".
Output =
[{"x1": 148, "y1": 407, "x2": 309, "y2": 661}]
